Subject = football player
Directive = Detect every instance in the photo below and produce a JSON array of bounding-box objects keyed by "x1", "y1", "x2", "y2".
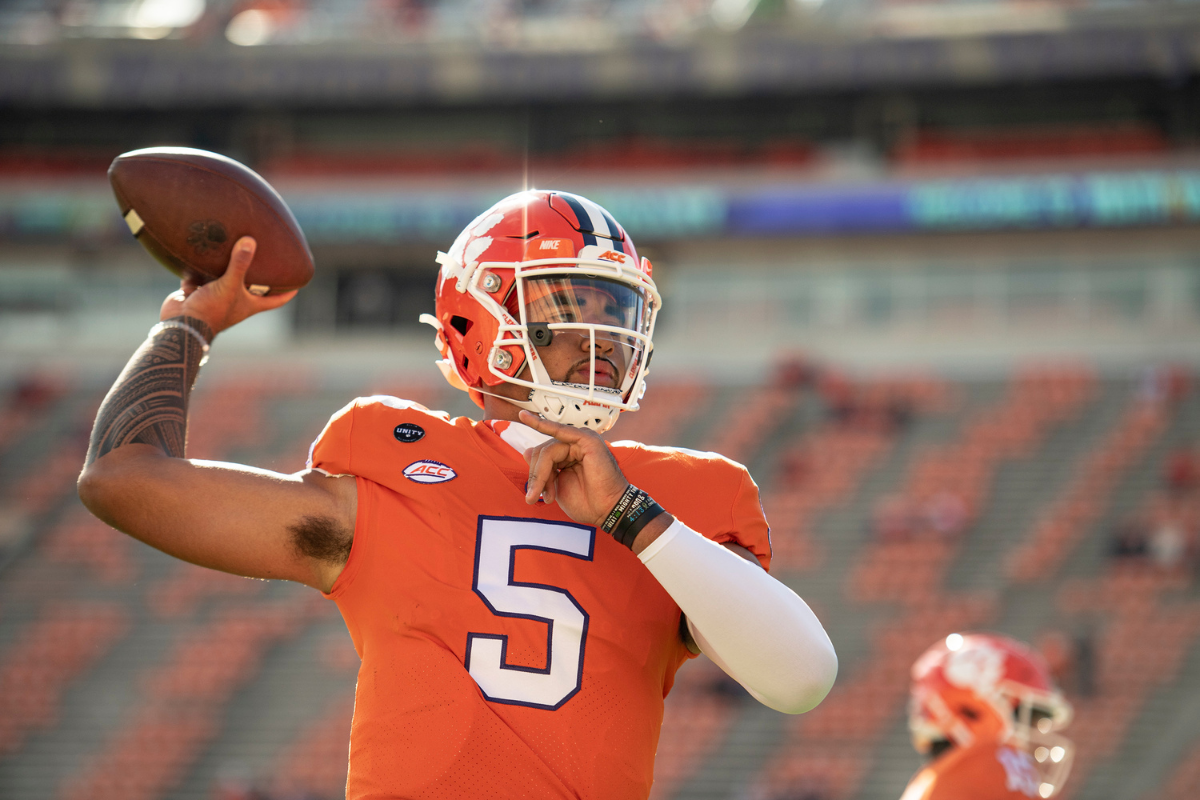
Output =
[
  {"x1": 78, "y1": 190, "x2": 837, "y2": 799},
  {"x1": 901, "y1": 633, "x2": 1075, "y2": 800}
]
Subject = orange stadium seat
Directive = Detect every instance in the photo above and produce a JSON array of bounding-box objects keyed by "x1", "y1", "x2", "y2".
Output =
[
  {"x1": 608, "y1": 379, "x2": 714, "y2": 448},
  {"x1": 649, "y1": 659, "x2": 743, "y2": 800},
  {"x1": 62, "y1": 604, "x2": 308, "y2": 800},
  {"x1": 1007, "y1": 394, "x2": 1173, "y2": 583},
  {"x1": 701, "y1": 384, "x2": 802, "y2": 466},
  {"x1": 268, "y1": 696, "x2": 355, "y2": 799},
  {"x1": 39, "y1": 508, "x2": 137, "y2": 584},
  {"x1": 0, "y1": 602, "x2": 128, "y2": 756}
]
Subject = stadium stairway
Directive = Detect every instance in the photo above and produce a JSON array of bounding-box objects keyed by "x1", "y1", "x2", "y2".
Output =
[
  {"x1": 851, "y1": 378, "x2": 1062, "y2": 800},
  {"x1": 0, "y1": 376, "x2": 146, "y2": 800}
]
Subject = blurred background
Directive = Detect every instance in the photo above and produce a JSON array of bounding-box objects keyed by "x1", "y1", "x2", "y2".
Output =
[{"x1": 1, "y1": 0, "x2": 1199, "y2": 798}]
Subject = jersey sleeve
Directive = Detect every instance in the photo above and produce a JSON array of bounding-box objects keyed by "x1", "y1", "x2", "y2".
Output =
[
  {"x1": 616, "y1": 444, "x2": 773, "y2": 572},
  {"x1": 307, "y1": 399, "x2": 358, "y2": 476},
  {"x1": 725, "y1": 465, "x2": 771, "y2": 570},
  {"x1": 307, "y1": 395, "x2": 450, "y2": 481}
]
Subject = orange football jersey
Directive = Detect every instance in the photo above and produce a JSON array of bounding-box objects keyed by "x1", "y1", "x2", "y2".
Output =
[
  {"x1": 307, "y1": 397, "x2": 772, "y2": 799},
  {"x1": 900, "y1": 741, "x2": 1044, "y2": 800}
]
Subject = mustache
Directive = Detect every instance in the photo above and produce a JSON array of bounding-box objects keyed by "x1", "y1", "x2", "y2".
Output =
[{"x1": 569, "y1": 356, "x2": 618, "y2": 378}]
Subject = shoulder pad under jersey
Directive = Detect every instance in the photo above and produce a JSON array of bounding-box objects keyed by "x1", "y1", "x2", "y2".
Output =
[{"x1": 307, "y1": 396, "x2": 457, "y2": 479}]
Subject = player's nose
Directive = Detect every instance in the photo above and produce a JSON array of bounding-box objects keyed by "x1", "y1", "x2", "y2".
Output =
[{"x1": 580, "y1": 333, "x2": 616, "y2": 355}]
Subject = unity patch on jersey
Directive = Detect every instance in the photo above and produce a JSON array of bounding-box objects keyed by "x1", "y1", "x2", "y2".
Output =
[
  {"x1": 394, "y1": 423, "x2": 425, "y2": 443},
  {"x1": 403, "y1": 460, "x2": 457, "y2": 483}
]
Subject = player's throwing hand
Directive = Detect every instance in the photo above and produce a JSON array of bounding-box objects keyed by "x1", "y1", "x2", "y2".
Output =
[
  {"x1": 159, "y1": 236, "x2": 297, "y2": 335},
  {"x1": 519, "y1": 410, "x2": 630, "y2": 527}
]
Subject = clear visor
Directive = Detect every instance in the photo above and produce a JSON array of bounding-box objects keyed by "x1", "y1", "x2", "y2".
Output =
[{"x1": 520, "y1": 276, "x2": 650, "y2": 334}]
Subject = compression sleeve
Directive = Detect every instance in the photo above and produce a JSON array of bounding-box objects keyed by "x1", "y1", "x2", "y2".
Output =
[{"x1": 638, "y1": 518, "x2": 837, "y2": 714}]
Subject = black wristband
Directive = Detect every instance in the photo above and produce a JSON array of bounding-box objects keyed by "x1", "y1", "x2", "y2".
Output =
[
  {"x1": 600, "y1": 484, "x2": 641, "y2": 535},
  {"x1": 599, "y1": 485, "x2": 667, "y2": 550},
  {"x1": 611, "y1": 495, "x2": 665, "y2": 550}
]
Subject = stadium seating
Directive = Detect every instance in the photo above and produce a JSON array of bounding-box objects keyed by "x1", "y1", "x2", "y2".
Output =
[
  {"x1": 700, "y1": 383, "x2": 803, "y2": 467},
  {"x1": 0, "y1": 602, "x2": 128, "y2": 757},
  {"x1": 267, "y1": 696, "x2": 355, "y2": 800},
  {"x1": 649, "y1": 659, "x2": 745, "y2": 800},
  {"x1": 851, "y1": 366, "x2": 1094, "y2": 605},
  {"x1": 609, "y1": 380, "x2": 713, "y2": 448},
  {"x1": 0, "y1": 367, "x2": 1196, "y2": 800},
  {"x1": 1161, "y1": 740, "x2": 1200, "y2": 800},
  {"x1": 62, "y1": 605, "x2": 306, "y2": 800},
  {"x1": 1007, "y1": 392, "x2": 1171, "y2": 583},
  {"x1": 40, "y1": 509, "x2": 136, "y2": 585}
]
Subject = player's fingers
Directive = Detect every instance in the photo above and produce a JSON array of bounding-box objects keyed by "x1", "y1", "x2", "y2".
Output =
[
  {"x1": 525, "y1": 441, "x2": 572, "y2": 503},
  {"x1": 525, "y1": 446, "x2": 550, "y2": 502},
  {"x1": 518, "y1": 410, "x2": 588, "y2": 444},
  {"x1": 524, "y1": 444, "x2": 557, "y2": 501},
  {"x1": 249, "y1": 289, "x2": 298, "y2": 311},
  {"x1": 222, "y1": 237, "x2": 257, "y2": 284}
]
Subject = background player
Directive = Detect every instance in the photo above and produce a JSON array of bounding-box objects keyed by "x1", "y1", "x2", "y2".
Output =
[
  {"x1": 901, "y1": 633, "x2": 1074, "y2": 800},
  {"x1": 77, "y1": 190, "x2": 838, "y2": 798}
]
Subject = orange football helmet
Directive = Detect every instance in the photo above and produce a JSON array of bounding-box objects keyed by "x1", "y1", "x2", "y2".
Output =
[
  {"x1": 909, "y1": 633, "x2": 1075, "y2": 797},
  {"x1": 420, "y1": 190, "x2": 660, "y2": 433}
]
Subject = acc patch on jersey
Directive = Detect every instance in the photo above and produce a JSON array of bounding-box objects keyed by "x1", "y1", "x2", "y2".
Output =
[{"x1": 403, "y1": 460, "x2": 457, "y2": 484}]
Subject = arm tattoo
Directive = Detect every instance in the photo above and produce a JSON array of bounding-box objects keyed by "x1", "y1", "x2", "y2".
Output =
[{"x1": 86, "y1": 315, "x2": 213, "y2": 465}]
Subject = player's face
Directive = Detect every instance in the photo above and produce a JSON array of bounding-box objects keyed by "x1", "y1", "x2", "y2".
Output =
[{"x1": 522, "y1": 278, "x2": 645, "y2": 390}]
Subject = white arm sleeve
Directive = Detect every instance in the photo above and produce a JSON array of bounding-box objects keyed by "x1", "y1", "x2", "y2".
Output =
[{"x1": 637, "y1": 518, "x2": 838, "y2": 714}]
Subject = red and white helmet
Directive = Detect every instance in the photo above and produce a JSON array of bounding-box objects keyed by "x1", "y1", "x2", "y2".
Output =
[
  {"x1": 419, "y1": 190, "x2": 661, "y2": 433},
  {"x1": 909, "y1": 633, "x2": 1075, "y2": 796}
]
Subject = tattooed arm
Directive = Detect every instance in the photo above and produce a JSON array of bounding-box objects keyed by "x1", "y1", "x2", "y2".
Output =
[
  {"x1": 78, "y1": 237, "x2": 357, "y2": 592},
  {"x1": 84, "y1": 315, "x2": 211, "y2": 466}
]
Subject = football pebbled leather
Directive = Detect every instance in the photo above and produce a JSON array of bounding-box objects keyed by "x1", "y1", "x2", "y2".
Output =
[{"x1": 108, "y1": 147, "x2": 314, "y2": 295}]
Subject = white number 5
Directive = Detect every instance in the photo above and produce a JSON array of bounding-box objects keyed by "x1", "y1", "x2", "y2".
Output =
[{"x1": 466, "y1": 516, "x2": 595, "y2": 710}]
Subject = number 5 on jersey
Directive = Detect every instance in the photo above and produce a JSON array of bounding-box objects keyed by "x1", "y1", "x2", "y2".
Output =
[{"x1": 466, "y1": 517, "x2": 595, "y2": 710}]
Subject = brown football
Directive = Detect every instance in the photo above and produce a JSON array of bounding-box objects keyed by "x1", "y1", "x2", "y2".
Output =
[{"x1": 108, "y1": 147, "x2": 314, "y2": 296}]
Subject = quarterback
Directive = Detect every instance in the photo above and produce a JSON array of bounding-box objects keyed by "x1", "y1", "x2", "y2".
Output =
[
  {"x1": 901, "y1": 633, "x2": 1074, "y2": 800},
  {"x1": 78, "y1": 190, "x2": 837, "y2": 799}
]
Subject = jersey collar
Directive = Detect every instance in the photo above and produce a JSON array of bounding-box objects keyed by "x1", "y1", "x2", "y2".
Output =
[{"x1": 483, "y1": 419, "x2": 553, "y2": 456}]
